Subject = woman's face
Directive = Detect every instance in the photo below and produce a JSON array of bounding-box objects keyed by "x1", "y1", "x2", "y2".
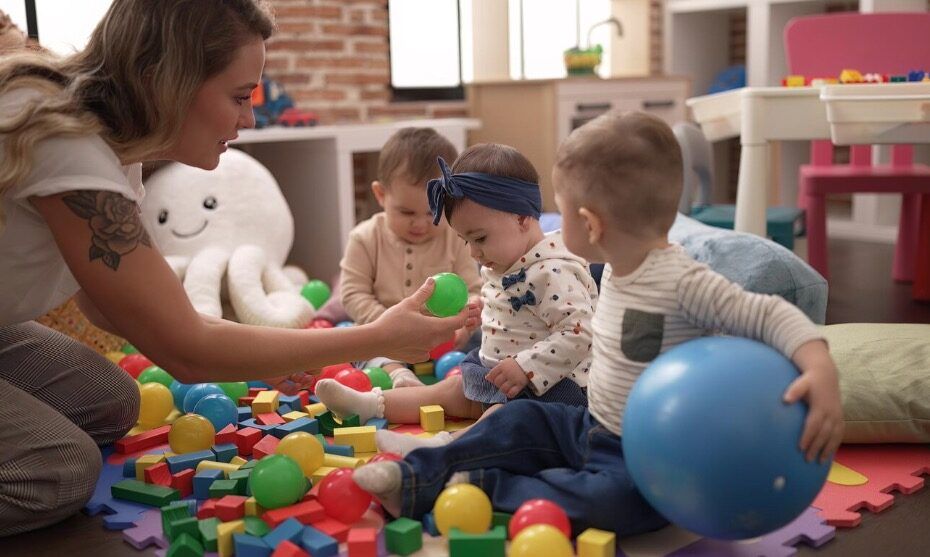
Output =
[{"x1": 166, "y1": 36, "x2": 265, "y2": 170}]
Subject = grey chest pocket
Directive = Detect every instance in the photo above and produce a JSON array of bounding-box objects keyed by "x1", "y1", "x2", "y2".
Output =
[{"x1": 621, "y1": 309, "x2": 665, "y2": 362}]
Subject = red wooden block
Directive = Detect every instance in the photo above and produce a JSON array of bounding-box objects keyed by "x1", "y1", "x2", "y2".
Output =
[
  {"x1": 256, "y1": 412, "x2": 286, "y2": 426},
  {"x1": 252, "y1": 434, "x2": 281, "y2": 459},
  {"x1": 215, "y1": 423, "x2": 238, "y2": 445},
  {"x1": 197, "y1": 498, "x2": 218, "y2": 519},
  {"x1": 171, "y1": 468, "x2": 195, "y2": 498},
  {"x1": 347, "y1": 527, "x2": 377, "y2": 557},
  {"x1": 297, "y1": 391, "x2": 310, "y2": 407},
  {"x1": 261, "y1": 500, "x2": 326, "y2": 528},
  {"x1": 239, "y1": 396, "x2": 256, "y2": 407},
  {"x1": 312, "y1": 517, "x2": 349, "y2": 542},
  {"x1": 248, "y1": 387, "x2": 269, "y2": 396},
  {"x1": 115, "y1": 425, "x2": 171, "y2": 454},
  {"x1": 215, "y1": 495, "x2": 248, "y2": 522},
  {"x1": 270, "y1": 540, "x2": 310, "y2": 557},
  {"x1": 143, "y1": 462, "x2": 172, "y2": 487},
  {"x1": 236, "y1": 427, "x2": 263, "y2": 456}
]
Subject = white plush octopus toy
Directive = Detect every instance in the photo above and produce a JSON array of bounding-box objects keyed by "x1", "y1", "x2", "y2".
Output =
[{"x1": 141, "y1": 148, "x2": 315, "y2": 328}]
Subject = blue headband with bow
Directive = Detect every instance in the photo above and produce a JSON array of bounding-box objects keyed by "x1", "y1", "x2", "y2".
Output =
[{"x1": 427, "y1": 157, "x2": 542, "y2": 226}]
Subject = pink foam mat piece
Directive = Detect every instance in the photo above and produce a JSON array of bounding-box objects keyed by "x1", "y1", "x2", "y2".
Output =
[{"x1": 812, "y1": 444, "x2": 930, "y2": 527}]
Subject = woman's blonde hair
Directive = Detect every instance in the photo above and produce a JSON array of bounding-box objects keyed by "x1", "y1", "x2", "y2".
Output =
[{"x1": 0, "y1": 0, "x2": 275, "y2": 197}]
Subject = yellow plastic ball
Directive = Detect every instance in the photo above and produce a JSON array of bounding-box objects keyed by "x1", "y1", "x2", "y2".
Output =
[
  {"x1": 106, "y1": 351, "x2": 126, "y2": 364},
  {"x1": 433, "y1": 483, "x2": 492, "y2": 536},
  {"x1": 508, "y1": 524, "x2": 574, "y2": 557},
  {"x1": 138, "y1": 382, "x2": 174, "y2": 429},
  {"x1": 168, "y1": 413, "x2": 215, "y2": 454},
  {"x1": 275, "y1": 431, "x2": 324, "y2": 477}
]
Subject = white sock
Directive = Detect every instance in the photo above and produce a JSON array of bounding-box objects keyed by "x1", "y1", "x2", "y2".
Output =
[
  {"x1": 375, "y1": 429, "x2": 453, "y2": 457},
  {"x1": 353, "y1": 461, "x2": 402, "y2": 517},
  {"x1": 390, "y1": 367, "x2": 424, "y2": 388},
  {"x1": 314, "y1": 379, "x2": 384, "y2": 423},
  {"x1": 445, "y1": 471, "x2": 471, "y2": 488}
]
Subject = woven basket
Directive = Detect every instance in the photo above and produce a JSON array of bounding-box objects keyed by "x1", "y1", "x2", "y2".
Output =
[{"x1": 36, "y1": 297, "x2": 126, "y2": 355}]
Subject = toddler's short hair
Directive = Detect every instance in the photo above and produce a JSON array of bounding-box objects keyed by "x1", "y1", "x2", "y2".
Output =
[
  {"x1": 378, "y1": 127, "x2": 458, "y2": 188},
  {"x1": 554, "y1": 110, "x2": 683, "y2": 238}
]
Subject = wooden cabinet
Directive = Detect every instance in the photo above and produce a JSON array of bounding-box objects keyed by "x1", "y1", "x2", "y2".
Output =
[{"x1": 467, "y1": 77, "x2": 690, "y2": 211}]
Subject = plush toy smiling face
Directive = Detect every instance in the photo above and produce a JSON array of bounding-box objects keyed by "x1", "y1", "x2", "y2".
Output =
[{"x1": 142, "y1": 148, "x2": 294, "y2": 264}]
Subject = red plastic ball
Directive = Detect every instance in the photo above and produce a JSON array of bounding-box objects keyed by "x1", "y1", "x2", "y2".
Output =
[
  {"x1": 118, "y1": 354, "x2": 155, "y2": 379},
  {"x1": 320, "y1": 363, "x2": 353, "y2": 378},
  {"x1": 306, "y1": 318, "x2": 334, "y2": 329},
  {"x1": 508, "y1": 498, "x2": 571, "y2": 539},
  {"x1": 334, "y1": 368, "x2": 372, "y2": 392},
  {"x1": 368, "y1": 452, "x2": 403, "y2": 464},
  {"x1": 429, "y1": 338, "x2": 455, "y2": 361},
  {"x1": 445, "y1": 366, "x2": 462, "y2": 378},
  {"x1": 317, "y1": 467, "x2": 372, "y2": 524}
]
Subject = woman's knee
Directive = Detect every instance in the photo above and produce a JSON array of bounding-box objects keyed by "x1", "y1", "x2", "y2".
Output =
[{"x1": 83, "y1": 359, "x2": 140, "y2": 444}]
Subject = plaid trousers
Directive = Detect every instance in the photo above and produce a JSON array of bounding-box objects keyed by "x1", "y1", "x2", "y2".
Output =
[{"x1": 0, "y1": 322, "x2": 139, "y2": 536}]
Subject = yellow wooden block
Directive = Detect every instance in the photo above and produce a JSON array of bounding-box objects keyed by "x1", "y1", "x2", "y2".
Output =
[
  {"x1": 355, "y1": 451, "x2": 377, "y2": 463},
  {"x1": 282, "y1": 410, "x2": 309, "y2": 422},
  {"x1": 311, "y1": 465, "x2": 337, "y2": 484},
  {"x1": 252, "y1": 390, "x2": 279, "y2": 415},
  {"x1": 323, "y1": 453, "x2": 363, "y2": 469},
  {"x1": 229, "y1": 456, "x2": 248, "y2": 467},
  {"x1": 412, "y1": 361, "x2": 434, "y2": 376},
  {"x1": 784, "y1": 74, "x2": 806, "y2": 87},
  {"x1": 196, "y1": 460, "x2": 241, "y2": 478},
  {"x1": 828, "y1": 461, "x2": 868, "y2": 486},
  {"x1": 577, "y1": 528, "x2": 616, "y2": 557},
  {"x1": 217, "y1": 519, "x2": 245, "y2": 557},
  {"x1": 304, "y1": 402, "x2": 327, "y2": 417},
  {"x1": 419, "y1": 405, "x2": 445, "y2": 432},
  {"x1": 245, "y1": 497, "x2": 263, "y2": 517},
  {"x1": 333, "y1": 426, "x2": 377, "y2": 453},
  {"x1": 443, "y1": 419, "x2": 474, "y2": 433},
  {"x1": 135, "y1": 454, "x2": 166, "y2": 481}
]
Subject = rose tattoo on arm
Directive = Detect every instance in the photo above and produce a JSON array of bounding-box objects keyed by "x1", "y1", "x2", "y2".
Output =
[{"x1": 62, "y1": 191, "x2": 151, "y2": 271}]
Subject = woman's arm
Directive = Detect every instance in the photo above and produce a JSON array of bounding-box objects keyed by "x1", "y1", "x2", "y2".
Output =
[
  {"x1": 74, "y1": 289, "x2": 121, "y2": 336},
  {"x1": 31, "y1": 190, "x2": 475, "y2": 384}
]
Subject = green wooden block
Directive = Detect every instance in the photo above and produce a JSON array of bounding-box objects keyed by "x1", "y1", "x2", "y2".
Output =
[
  {"x1": 314, "y1": 433, "x2": 328, "y2": 447},
  {"x1": 243, "y1": 515, "x2": 271, "y2": 537},
  {"x1": 208, "y1": 478, "x2": 244, "y2": 497},
  {"x1": 239, "y1": 459, "x2": 258, "y2": 470},
  {"x1": 111, "y1": 479, "x2": 179, "y2": 507},
  {"x1": 161, "y1": 501, "x2": 192, "y2": 540},
  {"x1": 491, "y1": 511, "x2": 512, "y2": 535},
  {"x1": 317, "y1": 411, "x2": 336, "y2": 436},
  {"x1": 167, "y1": 516, "x2": 201, "y2": 544},
  {"x1": 166, "y1": 532, "x2": 204, "y2": 557},
  {"x1": 385, "y1": 517, "x2": 423, "y2": 556},
  {"x1": 229, "y1": 469, "x2": 252, "y2": 481},
  {"x1": 336, "y1": 413, "x2": 360, "y2": 428},
  {"x1": 197, "y1": 517, "x2": 219, "y2": 552},
  {"x1": 449, "y1": 526, "x2": 506, "y2": 557}
]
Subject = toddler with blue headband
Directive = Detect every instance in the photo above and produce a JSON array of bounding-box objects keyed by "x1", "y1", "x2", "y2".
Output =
[{"x1": 314, "y1": 143, "x2": 598, "y2": 455}]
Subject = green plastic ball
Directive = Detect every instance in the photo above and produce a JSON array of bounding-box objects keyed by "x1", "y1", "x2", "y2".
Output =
[
  {"x1": 137, "y1": 366, "x2": 175, "y2": 388},
  {"x1": 425, "y1": 272, "x2": 468, "y2": 318},
  {"x1": 249, "y1": 454, "x2": 307, "y2": 509},
  {"x1": 301, "y1": 280, "x2": 332, "y2": 309},
  {"x1": 363, "y1": 367, "x2": 393, "y2": 390},
  {"x1": 121, "y1": 343, "x2": 139, "y2": 354},
  {"x1": 218, "y1": 381, "x2": 249, "y2": 402}
]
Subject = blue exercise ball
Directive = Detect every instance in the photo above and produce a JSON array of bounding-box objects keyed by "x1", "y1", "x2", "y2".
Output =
[
  {"x1": 183, "y1": 383, "x2": 226, "y2": 413},
  {"x1": 435, "y1": 350, "x2": 467, "y2": 379},
  {"x1": 193, "y1": 393, "x2": 239, "y2": 430},
  {"x1": 169, "y1": 380, "x2": 194, "y2": 411},
  {"x1": 621, "y1": 337, "x2": 831, "y2": 540}
]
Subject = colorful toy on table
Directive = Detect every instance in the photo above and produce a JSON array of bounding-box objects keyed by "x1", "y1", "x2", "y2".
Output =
[{"x1": 250, "y1": 75, "x2": 319, "y2": 129}]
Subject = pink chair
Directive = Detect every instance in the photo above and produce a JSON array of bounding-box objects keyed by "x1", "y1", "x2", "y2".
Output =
[{"x1": 784, "y1": 12, "x2": 930, "y2": 299}]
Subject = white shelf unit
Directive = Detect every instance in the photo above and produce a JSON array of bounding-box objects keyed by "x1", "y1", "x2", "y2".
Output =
[{"x1": 665, "y1": 0, "x2": 928, "y2": 243}]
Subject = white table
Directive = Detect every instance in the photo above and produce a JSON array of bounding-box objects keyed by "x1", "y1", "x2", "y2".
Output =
[{"x1": 231, "y1": 118, "x2": 480, "y2": 280}]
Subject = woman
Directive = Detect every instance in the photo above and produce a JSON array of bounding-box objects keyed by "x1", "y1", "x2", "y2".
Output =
[{"x1": 0, "y1": 0, "x2": 477, "y2": 535}]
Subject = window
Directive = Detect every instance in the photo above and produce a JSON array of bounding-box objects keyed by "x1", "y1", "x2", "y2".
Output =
[
  {"x1": 387, "y1": 0, "x2": 465, "y2": 101},
  {"x1": 0, "y1": 0, "x2": 112, "y2": 55}
]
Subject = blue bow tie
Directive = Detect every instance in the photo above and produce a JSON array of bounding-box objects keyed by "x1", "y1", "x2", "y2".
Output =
[
  {"x1": 509, "y1": 291, "x2": 536, "y2": 311},
  {"x1": 502, "y1": 268, "x2": 527, "y2": 289}
]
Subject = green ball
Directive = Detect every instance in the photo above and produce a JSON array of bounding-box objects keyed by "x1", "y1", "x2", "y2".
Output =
[
  {"x1": 301, "y1": 280, "x2": 331, "y2": 309},
  {"x1": 137, "y1": 366, "x2": 175, "y2": 388},
  {"x1": 121, "y1": 343, "x2": 139, "y2": 355},
  {"x1": 426, "y1": 272, "x2": 468, "y2": 318},
  {"x1": 364, "y1": 367, "x2": 393, "y2": 390},
  {"x1": 249, "y1": 454, "x2": 306, "y2": 509},
  {"x1": 218, "y1": 382, "x2": 249, "y2": 402}
]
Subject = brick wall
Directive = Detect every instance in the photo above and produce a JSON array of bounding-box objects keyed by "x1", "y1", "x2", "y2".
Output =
[{"x1": 265, "y1": 0, "x2": 467, "y2": 124}]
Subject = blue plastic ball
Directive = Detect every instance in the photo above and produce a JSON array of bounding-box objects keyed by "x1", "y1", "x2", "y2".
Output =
[
  {"x1": 621, "y1": 337, "x2": 831, "y2": 540},
  {"x1": 183, "y1": 383, "x2": 226, "y2": 413},
  {"x1": 169, "y1": 381, "x2": 194, "y2": 411},
  {"x1": 335, "y1": 320, "x2": 355, "y2": 328},
  {"x1": 193, "y1": 393, "x2": 239, "y2": 431},
  {"x1": 435, "y1": 351, "x2": 467, "y2": 380}
]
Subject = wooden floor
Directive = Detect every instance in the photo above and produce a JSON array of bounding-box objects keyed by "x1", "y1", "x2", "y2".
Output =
[{"x1": 3, "y1": 238, "x2": 929, "y2": 557}]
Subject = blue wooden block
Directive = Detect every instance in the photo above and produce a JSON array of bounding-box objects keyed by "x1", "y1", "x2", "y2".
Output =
[
  {"x1": 323, "y1": 443, "x2": 354, "y2": 457},
  {"x1": 122, "y1": 458, "x2": 137, "y2": 478},
  {"x1": 300, "y1": 526, "x2": 338, "y2": 557},
  {"x1": 166, "y1": 450, "x2": 216, "y2": 474},
  {"x1": 233, "y1": 533, "x2": 272, "y2": 557},
  {"x1": 272, "y1": 417, "x2": 319, "y2": 439},
  {"x1": 193, "y1": 468, "x2": 224, "y2": 500},
  {"x1": 308, "y1": 394, "x2": 320, "y2": 404},
  {"x1": 263, "y1": 517, "x2": 303, "y2": 547},
  {"x1": 237, "y1": 406, "x2": 252, "y2": 422},
  {"x1": 211, "y1": 443, "x2": 238, "y2": 463},
  {"x1": 279, "y1": 394, "x2": 301, "y2": 411},
  {"x1": 366, "y1": 417, "x2": 388, "y2": 430},
  {"x1": 422, "y1": 511, "x2": 441, "y2": 537},
  {"x1": 238, "y1": 418, "x2": 275, "y2": 433}
]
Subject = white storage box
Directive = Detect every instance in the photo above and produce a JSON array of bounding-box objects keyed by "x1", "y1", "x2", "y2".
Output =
[
  {"x1": 821, "y1": 82, "x2": 930, "y2": 145},
  {"x1": 686, "y1": 88, "x2": 743, "y2": 141}
]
